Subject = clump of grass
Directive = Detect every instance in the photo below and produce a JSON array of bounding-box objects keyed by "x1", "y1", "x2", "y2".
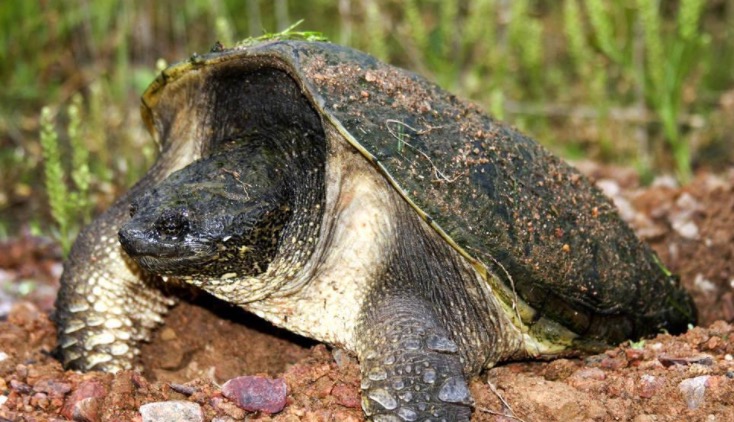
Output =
[
  {"x1": 39, "y1": 96, "x2": 93, "y2": 256},
  {"x1": 636, "y1": 0, "x2": 707, "y2": 182},
  {"x1": 234, "y1": 19, "x2": 328, "y2": 48},
  {"x1": 362, "y1": 1, "x2": 388, "y2": 60},
  {"x1": 508, "y1": 0, "x2": 544, "y2": 96},
  {"x1": 40, "y1": 107, "x2": 70, "y2": 253},
  {"x1": 67, "y1": 95, "x2": 92, "y2": 224},
  {"x1": 3, "y1": 0, "x2": 732, "y2": 239},
  {"x1": 581, "y1": 0, "x2": 707, "y2": 181}
]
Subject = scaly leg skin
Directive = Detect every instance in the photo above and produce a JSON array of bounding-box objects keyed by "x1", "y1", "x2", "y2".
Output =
[
  {"x1": 358, "y1": 296, "x2": 473, "y2": 422},
  {"x1": 54, "y1": 192, "x2": 175, "y2": 372}
]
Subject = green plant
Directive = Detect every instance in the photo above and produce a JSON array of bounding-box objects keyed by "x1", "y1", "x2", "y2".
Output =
[
  {"x1": 39, "y1": 97, "x2": 93, "y2": 256},
  {"x1": 2, "y1": 0, "x2": 732, "y2": 239},
  {"x1": 637, "y1": 0, "x2": 706, "y2": 182},
  {"x1": 629, "y1": 339, "x2": 646, "y2": 350},
  {"x1": 582, "y1": 0, "x2": 707, "y2": 181},
  {"x1": 40, "y1": 107, "x2": 72, "y2": 254},
  {"x1": 235, "y1": 19, "x2": 328, "y2": 47}
]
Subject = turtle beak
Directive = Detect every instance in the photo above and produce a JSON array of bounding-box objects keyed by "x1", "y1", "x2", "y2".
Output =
[
  {"x1": 118, "y1": 218, "x2": 219, "y2": 275},
  {"x1": 118, "y1": 225, "x2": 163, "y2": 258}
]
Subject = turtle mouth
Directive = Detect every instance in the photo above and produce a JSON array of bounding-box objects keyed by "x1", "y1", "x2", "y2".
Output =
[
  {"x1": 118, "y1": 225, "x2": 218, "y2": 274},
  {"x1": 135, "y1": 253, "x2": 215, "y2": 276}
]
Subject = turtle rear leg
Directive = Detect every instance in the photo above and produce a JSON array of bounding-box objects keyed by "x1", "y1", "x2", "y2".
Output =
[{"x1": 357, "y1": 294, "x2": 473, "y2": 421}]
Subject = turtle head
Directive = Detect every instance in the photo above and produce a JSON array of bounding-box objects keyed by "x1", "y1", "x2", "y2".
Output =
[{"x1": 118, "y1": 146, "x2": 290, "y2": 278}]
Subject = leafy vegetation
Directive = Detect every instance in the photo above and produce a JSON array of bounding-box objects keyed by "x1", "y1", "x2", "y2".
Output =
[
  {"x1": 234, "y1": 19, "x2": 328, "y2": 47},
  {"x1": 39, "y1": 96, "x2": 94, "y2": 256},
  {"x1": 1, "y1": 0, "x2": 733, "y2": 243}
]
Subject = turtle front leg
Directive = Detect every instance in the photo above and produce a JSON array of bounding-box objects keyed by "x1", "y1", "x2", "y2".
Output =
[
  {"x1": 54, "y1": 194, "x2": 175, "y2": 372},
  {"x1": 357, "y1": 295, "x2": 473, "y2": 421}
]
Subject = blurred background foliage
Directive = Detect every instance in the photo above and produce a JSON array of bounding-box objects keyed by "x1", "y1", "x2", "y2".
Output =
[{"x1": 1, "y1": 0, "x2": 733, "y2": 247}]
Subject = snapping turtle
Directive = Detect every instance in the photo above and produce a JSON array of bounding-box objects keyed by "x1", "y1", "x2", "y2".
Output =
[{"x1": 55, "y1": 40, "x2": 696, "y2": 420}]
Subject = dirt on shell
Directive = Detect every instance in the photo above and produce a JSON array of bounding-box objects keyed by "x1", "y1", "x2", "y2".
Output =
[{"x1": 2, "y1": 165, "x2": 734, "y2": 421}]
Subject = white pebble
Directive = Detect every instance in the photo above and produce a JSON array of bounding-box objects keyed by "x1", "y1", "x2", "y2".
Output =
[
  {"x1": 679, "y1": 376, "x2": 709, "y2": 410},
  {"x1": 140, "y1": 401, "x2": 204, "y2": 422}
]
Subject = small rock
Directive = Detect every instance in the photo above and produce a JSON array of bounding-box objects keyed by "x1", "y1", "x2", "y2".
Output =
[
  {"x1": 10, "y1": 379, "x2": 32, "y2": 394},
  {"x1": 678, "y1": 375, "x2": 709, "y2": 410},
  {"x1": 61, "y1": 379, "x2": 108, "y2": 420},
  {"x1": 638, "y1": 375, "x2": 664, "y2": 399},
  {"x1": 596, "y1": 179, "x2": 621, "y2": 197},
  {"x1": 600, "y1": 355, "x2": 628, "y2": 370},
  {"x1": 34, "y1": 379, "x2": 73, "y2": 398},
  {"x1": 624, "y1": 349, "x2": 645, "y2": 362},
  {"x1": 332, "y1": 382, "x2": 360, "y2": 408},
  {"x1": 210, "y1": 396, "x2": 247, "y2": 419},
  {"x1": 568, "y1": 367, "x2": 606, "y2": 392},
  {"x1": 572, "y1": 367, "x2": 606, "y2": 381},
  {"x1": 543, "y1": 359, "x2": 577, "y2": 381},
  {"x1": 659, "y1": 354, "x2": 714, "y2": 368},
  {"x1": 159, "y1": 327, "x2": 177, "y2": 341},
  {"x1": 72, "y1": 397, "x2": 102, "y2": 422},
  {"x1": 15, "y1": 364, "x2": 28, "y2": 379},
  {"x1": 332, "y1": 348, "x2": 356, "y2": 369},
  {"x1": 31, "y1": 392, "x2": 49, "y2": 409},
  {"x1": 169, "y1": 383, "x2": 197, "y2": 396},
  {"x1": 139, "y1": 401, "x2": 204, "y2": 422},
  {"x1": 651, "y1": 175, "x2": 678, "y2": 188},
  {"x1": 222, "y1": 376, "x2": 287, "y2": 414},
  {"x1": 672, "y1": 220, "x2": 699, "y2": 239},
  {"x1": 693, "y1": 273, "x2": 717, "y2": 294}
]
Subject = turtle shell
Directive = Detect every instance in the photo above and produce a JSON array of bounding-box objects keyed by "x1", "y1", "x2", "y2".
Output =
[{"x1": 140, "y1": 40, "x2": 695, "y2": 348}]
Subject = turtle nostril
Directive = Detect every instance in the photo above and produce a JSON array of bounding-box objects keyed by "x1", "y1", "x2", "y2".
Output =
[
  {"x1": 154, "y1": 209, "x2": 190, "y2": 239},
  {"x1": 129, "y1": 202, "x2": 138, "y2": 218},
  {"x1": 118, "y1": 227, "x2": 134, "y2": 251},
  {"x1": 118, "y1": 226, "x2": 150, "y2": 256}
]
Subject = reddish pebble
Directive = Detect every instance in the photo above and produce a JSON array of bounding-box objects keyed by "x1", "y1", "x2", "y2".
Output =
[
  {"x1": 572, "y1": 368, "x2": 606, "y2": 381},
  {"x1": 624, "y1": 348, "x2": 645, "y2": 363},
  {"x1": 222, "y1": 376, "x2": 287, "y2": 414},
  {"x1": 568, "y1": 367, "x2": 606, "y2": 392},
  {"x1": 61, "y1": 379, "x2": 108, "y2": 419},
  {"x1": 600, "y1": 355, "x2": 628, "y2": 370},
  {"x1": 9, "y1": 379, "x2": 31, "y2": 394},
  {"x1": 73, "y1": 397, "x2": 102, "y2": 422},
  {"x1": 331, "y1": 382, "x2": 360, "y2": 408},
  {"x1": 659, "y1": 354, "x2": 714, "y2": 368},
  {"x1": 638, "y1": 374, "x2": 664, "y2": 398},
  {"x1": 33, "y1": 379, "x2": 72, "y2": 398}
]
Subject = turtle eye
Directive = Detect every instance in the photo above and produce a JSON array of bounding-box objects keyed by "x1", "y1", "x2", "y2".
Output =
[{"x1": 154, "y1": 209, "x2": 190, "y2": 239}]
